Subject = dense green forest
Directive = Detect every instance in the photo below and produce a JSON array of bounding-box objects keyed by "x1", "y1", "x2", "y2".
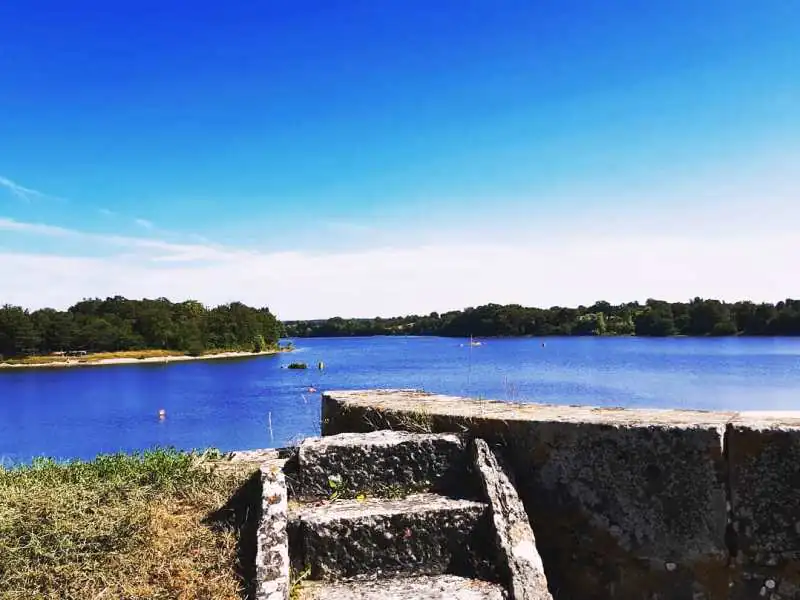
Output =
[
  {"x1": 283, "y1": 299, "x2": 800, "y2": 338},
  {"x1": 5, "y1": 296, "x2": 800, "y2": 359},
  {"x1": 0, "y1": 297, "x2": 282, "y2": 359}
]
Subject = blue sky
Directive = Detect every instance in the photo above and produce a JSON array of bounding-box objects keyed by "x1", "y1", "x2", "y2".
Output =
[{"x1": 1, "y1": 1, "x2": 799, "y2": 318}]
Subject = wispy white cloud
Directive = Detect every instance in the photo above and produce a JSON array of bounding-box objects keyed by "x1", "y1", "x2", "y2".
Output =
[
  {"x1": 1, "y1": 157, "x2": 799, "y2": 319},
  {"x1": 0, "y1": 217, "x2": 248, "y2": 263},
  {"x1": 99, "y1": 208, "x2": 115, "y2": 216},
  {"x1": 0, "y1": 217, "x2": 75, "y2": 237},
  {"x1": 0, "y1": 176, "x2": 64, "y2": 203},
  {"x1": 134, "y1": 218, "x2": 154, "y2": 229},
  {"x1": 1, "y1": 214, "x2": 798, "y2": 319}
]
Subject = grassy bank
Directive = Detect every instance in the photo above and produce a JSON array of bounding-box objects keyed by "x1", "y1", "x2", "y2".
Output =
[
  {"x1": 0, "y1": 448, "x2": 258, "y2": 600},
  {"x1": 3, "y1": 349, "x2": 187, "y2": 366},
  {"x1": 1, "y1": 347, "x2": 291, "y2": 369}
]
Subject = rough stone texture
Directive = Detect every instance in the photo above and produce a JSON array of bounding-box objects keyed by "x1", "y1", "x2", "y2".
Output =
[
  {"x1": 727, "y1": 419, "x2": 800, "y2": 599},
  {"x1": 256, "y1": 462, "x2": 290, "y2": 600},
  {"x1": 227, "y1": 448, "x2": 281, "y2": 463},
  {"x1": 322, "y1": 390, "x2": 731, "y2": 600},
  {"x1": 472, "y1": 439, "x2": 552, "y2": 600},
  {"x1": 290, "y1": 493, "x2": 494, "y2": 581},
  {"x1": 296, "y1": 575, "x2": 508, "y2": 599},
  {"x1": 289, "y1": 430, "x2": 469, "y2": 499}
]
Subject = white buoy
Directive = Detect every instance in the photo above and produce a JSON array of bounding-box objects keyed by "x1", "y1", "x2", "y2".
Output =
[{"x1": 158, "y1": 409, "x2": 166, "y2": 419}]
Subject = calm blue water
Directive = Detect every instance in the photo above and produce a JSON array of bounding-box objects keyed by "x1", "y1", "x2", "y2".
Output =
[{"x1": 2, "y1": 336, "x2": 800, "y2": 463}]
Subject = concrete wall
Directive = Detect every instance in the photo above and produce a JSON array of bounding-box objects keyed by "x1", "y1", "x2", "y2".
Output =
[{"x1": 321, "y1": 390, "x2": 800, "y2": 600}]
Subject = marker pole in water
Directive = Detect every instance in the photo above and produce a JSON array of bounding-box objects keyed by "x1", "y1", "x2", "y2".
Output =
[
  {"x1": 268, "y1": 412, "x2": 274, "y2": 443},
  {"x1": 468, "y1": 336, "x2": 472, "y2": 396}
]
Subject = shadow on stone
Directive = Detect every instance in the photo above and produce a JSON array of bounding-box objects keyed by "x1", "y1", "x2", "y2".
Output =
[
  {"x1": 204, "y1": 470, "x2": 262, "y2": 600},
  {"x1": 281, "y1": 450, "x2": 301, "y2": 499},
  {"x1": 446, "y1": 509, "x2": 503, "y2": 584},
  {"x1": 287, "y1": 517, "x2": 306, "y2": 575}
]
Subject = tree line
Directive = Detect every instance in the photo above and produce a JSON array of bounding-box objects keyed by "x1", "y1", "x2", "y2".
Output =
[
  {"x1": 5, "y1": 296, "x2": 799, "y2": 359},
  {"x1": 0, "y1": 297, "x2": 282, "y2": 359},
  {"x1": 283, "y1": 298, "x2": 800, "y2": 338}
]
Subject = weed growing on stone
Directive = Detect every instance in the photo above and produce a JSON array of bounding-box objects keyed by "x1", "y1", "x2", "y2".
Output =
[
  {"x1": 364, "y1": 407, "x2": 435, "y2": 434},
  {"x1": 502, "y1": 377, "x2": 521, "y2": 403},
  {"x1": 0, "y1": 448, "x2": 252, "y2": 600},
  {"x1": 289, "y1": 565, "x2": 312, "y2": 599},
  {"x1": 476, "y1": 393, "x2": 487, "y2": 418},
  {"x1": 399, "y1": 408, "x2": 435, "y2": 433},
  {"x1": 379, "y1": 481, "x2": 430, "y2": 499},
  {"x1": 327, "y1": 474, "x2": 344, "y2": 501},
  {"x1": 322, "y1": 473, "x2": 429, "y2": 502}
]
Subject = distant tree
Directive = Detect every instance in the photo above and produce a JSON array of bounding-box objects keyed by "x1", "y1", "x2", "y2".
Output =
[
  {"x1": 7, "y1": 295, "x2": 800, "y2": 360},
  {"x1": 634, "y1": 301, "x2": 677, "y2": 337},
  {"x1": 0, "y1": 305, "x2": 41, "y2": 357},
  {"x1": 284, "y1": 298, "x2": 800, "y2": 339},
  {"x1": 253, "y1": 334, "x2": 267, "y2": 352},
  {"x1": 31, "y1": 309, "x2": 76, "y2": 353},
  {"x1": 594, "y1": 312, "x2": 607, "y2": 336},
  {"x1": 0, "y1": 297, "x2": 281, "y2": 359},
  {"x1": 686, "y1": 298, "x2": 735, "y2": 335}
]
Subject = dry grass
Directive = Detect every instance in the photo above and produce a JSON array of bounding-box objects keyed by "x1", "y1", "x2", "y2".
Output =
[
  {"x1": 363, "y1": 407, "x2": 435, "y2": 434},
  {"x1": 0, "y1": 449, "x2": 255, "y2": 600},
  {"x1": 4, "y1": 348, "x2": 283, "y2": 366},
  {"x1": 4, "y1": 350, "x2": 187, "y2": 365},
  {"x1": 78, "y1": 349, "x2": 186, "y2": 362}
]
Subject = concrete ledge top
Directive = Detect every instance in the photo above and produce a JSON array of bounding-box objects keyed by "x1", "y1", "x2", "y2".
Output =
[
  {"x1": 323, "y1": 389, "x2": 800, "y2": 429},
  {"x1": 296, "y1": 575, "x2": 507, "y2": 599},
  {"x1": 290, "y1": 493, "x2": 486, "y2": 523},
  {"x1": 300, "y1": 430, "x2": 463, "y2": 448}
]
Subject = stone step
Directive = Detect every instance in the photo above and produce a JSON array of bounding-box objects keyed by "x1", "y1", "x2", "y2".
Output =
[
  {"x1": 289, "y1": 493, "x2": 495, "y2": 581},
  {"x1": 296, "y1": 574, "x2": 508, "y2": 599},
  {"x1": 288, "y1": 430, "x2": 471, "y2": 499}
]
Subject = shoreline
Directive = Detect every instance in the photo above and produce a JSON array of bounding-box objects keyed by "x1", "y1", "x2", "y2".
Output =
[{"x1": 0, "y1": 350, "x2": 283, "y2": 371}]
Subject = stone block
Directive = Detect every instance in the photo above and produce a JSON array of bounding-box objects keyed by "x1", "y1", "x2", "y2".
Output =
[
  {"x1": 296, "y1": 575, "x2": 508, "y2": 599},
  {"x1": 727, "y1": 421, "x2": 800, "y2": 598},
  {"x1": 256, "y1": 462, "x2": 290, "y2": 600},
  {"x1": 290, "y1": 493, "x2": 495, "y2": 581},
  {"x1": 290, "y1": 430, "x2": 469, "y2": 499},
  {"x1": 504, "y1": 419, "x2": 728, "y2": 598},
  {"x1": 322, "y1": 390, "x2": 731, "y2": 600},
  {"x1": 472, "y1": 438, "x2": 552, "y2": 600}
]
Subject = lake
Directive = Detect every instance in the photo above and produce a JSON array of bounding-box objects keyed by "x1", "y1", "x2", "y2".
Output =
[{"x1": 2, "y1": 336, "x2": 800, "y2": 463}]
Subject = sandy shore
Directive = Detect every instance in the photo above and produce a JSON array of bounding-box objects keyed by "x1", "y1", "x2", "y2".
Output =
[{"x1": 0, "y1": 350, "x2": 281, "y2": 370}]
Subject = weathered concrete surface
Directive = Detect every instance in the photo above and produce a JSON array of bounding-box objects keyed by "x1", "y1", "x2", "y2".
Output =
[
  {"x1": 289, "y1": 430, "x2": 469, "y2": 499},
  {"x1": 256, "y1": 462, "x2": 290, "y2": 600},
  {"x1": 290, "y1": 493, "x2": 494, "y2": 581},
  {"x1": 473, "y1": 439, "x2": 552, "y2": 600},
  {"x1": 322, "y1": 390, "x2": 731, "y2": 600},
  {"x1": 227, "y1": 448, "x2": 281, "y2": 463},
  {"x1": 727, "y1": 418, "x2": 800, "y2": 599},
  {"x1": 297, "y1": 575, "x2": 508, "y2": 599}
]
